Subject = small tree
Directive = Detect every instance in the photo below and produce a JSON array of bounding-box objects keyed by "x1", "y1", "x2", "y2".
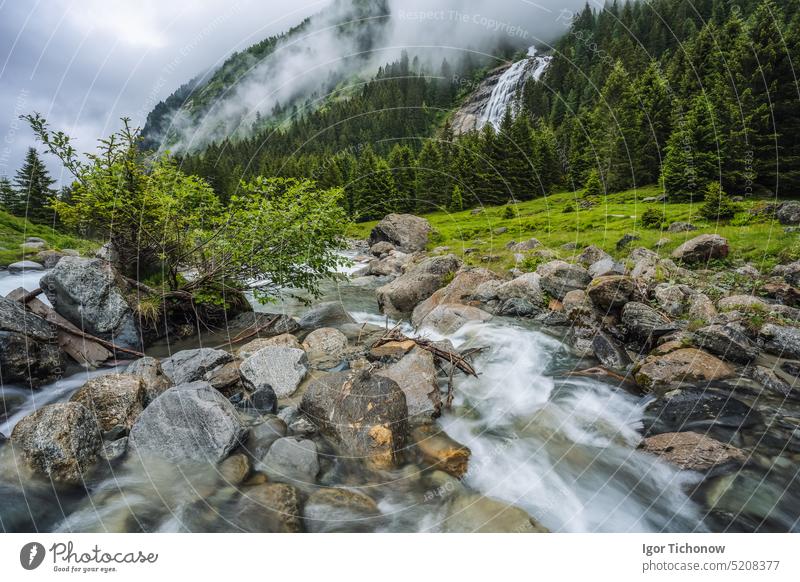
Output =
[
  {"x1": 641, "y1": 207, "x2": 667, "y2": 229},
  {"x1": 0, "y1": 176, "x2": 18, "y2": 213},
  {"x1": 13, "y1": 147, "x2": 55, "y2": 223},
  {"x1": 699, "y1": 181, "x2": 738, "y2": 221},
  {"x1": 583, "y1": 169, "x2": 603, "y2": 198},
  {"x1": 449, "y1": 184, "x2": 463, "y2": 212}
]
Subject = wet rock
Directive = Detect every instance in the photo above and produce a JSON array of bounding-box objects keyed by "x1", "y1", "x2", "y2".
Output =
[
  {"x1": 258, "y1": 436, "x2": 319, "y2": 485},
  {"x1": 99, "y1": 437, "x2": 128, "y2": 464},
  {"x1": 635, "y1": 348, "x2": 735, "y2": 394},
  {"x1": 641, "y1": 432, "x2": 746, "y2": 471},
  {"x1": 591, "y1": 330, "x2": 632, "y2": 371},
  {"x1": 0, "y1": 296, "x2": 61, "y2": 385},
  {"x1": 40, "y1": 257, "x2": 140, "y2": 349},
  {"x1": 667, "y1": 222, "x2": 697, "y2": 233},
  {"x1": 376, "y1": 347, "x2": 439, "y2": 419},
  {"x1": 70, "y1": 374, "x2": 146, "y2": 433},
  {"x1": 417, "y1": 303, "x2": 492, "y2": 333},
  {"x1": 288, "y1": 415, "x2": 317, "y2": 437},
  {"x1": 412, "y1": 267, "x2": 500, "y2": 324},
  {"x1": 643, "y1": 390, "x2": 759, "y2": 437},
  {"x1": 302, "y1": 327, "x2": 348, "y2": 369},
  {"x1": 228, "y1": 312, "x2": 300, "y2": 336},
  {"x1": 300, "y1": 371, "x2": 408, "y2": 469},
  {"x1": 244, "y1": 416, "x2": 287, "y2": 459},
  {"x1": 237, "y1": 387, "x2": 278, "y2": 415},
  {"x1": 230, "y1": 483, "x2": 303, "y2": 532},
  {"x1": 368, "y1": 213, "x2": 432, "y2": 253},
  {"x1": 238, "y1": 334, "x2": 303, "y2": 358},
  {"x1": 161, "y1": 348, "x2": 234, "y2": 385},
  {"x1": 621, "y1": 302, "x2": 674, "y2": 342},
  {"x1": 443, "y1": 494, "x2": 548, "y2": 533},
  {"x1": 8, "y1": 260, "x2": 44, "y2": 274},
  {"x1": 671, "y1": 234, "x2": 729, "y2": 264},
  {"x1": 376, "y1": 254, "x2": 461, "y2": 316},
  {"x1": 759, "y1": 323, "x2": 800, "y2": 359},
  {"x1": 11, "y1": 402, "x2": 101, "y2": 486},
  {"x1": 751, "y1": 366, "x2": 794, "y2": 397},
  {"x1": 411, "y1": 424, "x2": 470, "y2": 478},
  {"x1": 495, "y1": 272, "x2": 546, "y2": 311},
  {"x1": 495, "y1": 297, "x2": 542, "y2": 317},
  {"x1": 129, "y1": 381, "x2": 246, "y2": 464},
  {"x1": 536, "y1": 260, "x2": 592, "y2": 299},
  {"x1": 219, "y1": 453, "x2": 251, "y2": 485},
  {"x1": 239, "y1": 346, "x2": 308, "y2": 398},
  {"x1": 298, "y1": 301, "x2": 356, "y2": 330},
  {"x1": 694, "y1": 324, "x2": 758, "y2": 363},
  {"x1": 586, "y1": 275, "x2": 635, "y2": 310},
  {"x1": 303, "y1": 488, "x2": 381, "y2": 533},
  {"x1": 125, "y1": 357, "x2": 172, "y2": 405},
  {"x1": 370, "y1": 241, "x2": 395, "y2": 257}
]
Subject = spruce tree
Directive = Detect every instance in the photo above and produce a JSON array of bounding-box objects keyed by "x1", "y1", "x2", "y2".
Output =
[
  {"x1": 13, "y1": 147, "x2": 55, "y2": 223},
  {"x1": 0, "y1": 176, "x2": 20, "y2": 214},
  {"x1": 449, "y1": 184, "x2": 463, "y2": 212},
  {"x1": 387, "y1": 144, "x2": 417, "y2": 213},
  {"x1": 415, "y1": 140, "x2": 448, "y2": 211}
]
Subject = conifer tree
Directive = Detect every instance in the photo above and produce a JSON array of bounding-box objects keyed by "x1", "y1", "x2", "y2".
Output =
[
  {"x1": 387, "y1": 144, "x2": 417, "y2": 213},
  {"x1": 449, "y1": 184, "x2": 463, "y2": 212},
  {"x1": 0, "y1": 176, "x2": 19, "y2": 213},
  {"x1": 415, "y1": 140, "x2": 449, "y2": 211},
  {"x1": 13, "y1": 147, "x2": 55, "y2": 223}
]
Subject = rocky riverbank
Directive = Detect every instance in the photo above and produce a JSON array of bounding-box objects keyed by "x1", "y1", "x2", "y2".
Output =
[{"x1": 1, "y1": 213, "x2": 799, "y2": 532}]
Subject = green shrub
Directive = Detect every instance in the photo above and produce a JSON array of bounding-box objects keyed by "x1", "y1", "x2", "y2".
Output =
[
  {"x1": 699, "y1": 182, "x2": 738, "y2": 221},
  {"x1": 641, "y1": 207, "x2": 666, "y2": 228}
]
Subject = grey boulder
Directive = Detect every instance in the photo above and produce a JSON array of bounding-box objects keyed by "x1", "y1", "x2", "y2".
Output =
[{"x1": 239, "y1": 346, "x2": 308, "y2": 398}]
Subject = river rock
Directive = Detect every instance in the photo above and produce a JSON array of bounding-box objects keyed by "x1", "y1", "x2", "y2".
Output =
[
  {"x1": 238, "y1": 334, "x2": 303, "y2": 358},
  {"x1": 10, "y1": 402, "x2": 101, "y2": 486},
  {"x1": 376, "y1": 347, "x2": 439, "y2": 419},
  {"x1": 230, "y1": 483, "x2": 303, "y2": 532},
  {"x1": 228, "y1": 312, "x2": 300, "y2": 336},
  {"x1": 370, "y1": 241, "x2": 395, "y2": 257},
  {"x1": 536, "y1": 260, "x2": 592, "y2": 299},
  {"x1": 443, "y1": 494, "x2": 548, "y2": 533},
  {"x1": 219, "y1": 453, "x2": 251, "y2": 485},
  {"x1": 671, "y1": 234, "x2": 729, "y2": 264},
  {"x1": 238, "y1": 387, "x2": 278, "y2": 414},
  {"x1": 586, "y1": 275, "x2": 635, "y2": 310},
  {"x1": 0, "y1": 296, "x2": 61, "y2": 385},
  {"x1": 643, "y1": 389, "x2": 759, "y2": 438},
  {"x1": 368, "y1": 213, "x2": 432, "y2": 252},
  {"x1": 417, "y1": 303, "x2": 492, "y2": 334},
  {"x1": 751, "y1": 365, "x2": 794, "y2": 397},
  {"x1": 641, "y1": 432, "x2": 746, "y2": 471},
  {"x1": 239, "y1": 346, "x2": 308, "y2": 398},
  {"x1": 300, "y1": 371, "x2": 408, "y2": 469},
  {"x1": 694, "y1": 324, "x2": 758, "y2": 363},
  {"x1": 494, "y1": 272, "x2": 547, "y2": 316},
  {"x1": 8, "y1": 260, "x2": 44, "y2": 274},
  {"x1": 302, "y1": 327, "x2": 348, "y2": 368},
  {"x1": 376, "y1": 254, "x2": 461, "y2": 316},
  {"x1": 298, "y1": 301, "x2": 356, "y2": 330},
  {"x1": 161, "y1": 348, "x2": 234, "y2": 385},
  {"x1": 411, "y1": 424, "x2": 470, "y2": 478},
  {"x1": 125, "y1": 357, "x2": 172, "y2": 404},
  {"x1": 412, "y1": 267, "x2": 500, "y2": 324},
  {"x1": 129, "y1": 381, "x2": 246, "y2": 464},
  {"x1": 258, "y1": 436, "x2": 319, "y2": 485},
  {"x1": 591, "y1": 329, "x2": 632, "y2": 371},
  {"x1": 621, "y1": 302, "x2": 674, "y2": 343},
  {"x1": 70, "y1": 374, "x2": 146, "y2": 433},
  {"x1": 635, "y1": 348, "x2": 735, "y2": 393},
  {"x1": 303, "y1": 488, "x2": 381, "y2": 533},
  {"x1": 40, "y1": 257, "x2": 140, "y2": 349},
  {"x1": 35, "y1": 250, "x2": 65, "y2": 269},
  {"x1": 244, "y1": 416, "x2": 287, "y2": 459},
  {"x1": 759, "y1": 323, "x2": 800, "y2": 359}
]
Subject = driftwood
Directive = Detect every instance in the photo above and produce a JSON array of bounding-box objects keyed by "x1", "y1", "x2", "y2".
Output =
[
  {"x1": 10, "y1": 287, "x2": 143, "y2": 360},
  {"x1": 215, "y1": 314, "x2": 281, "y2": 349}
]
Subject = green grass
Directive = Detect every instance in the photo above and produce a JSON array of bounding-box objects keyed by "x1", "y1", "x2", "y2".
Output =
[
  {"x1": 0, "y1": 209, "x2": 93, "y2": 266},
  {"x1": 349, "y1": 185, "x2": 798, "y2": 273}
]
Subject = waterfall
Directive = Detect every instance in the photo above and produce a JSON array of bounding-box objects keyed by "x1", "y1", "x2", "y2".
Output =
[{"x1": 480, "y1": 47, "x2": 552, "y2": 130}]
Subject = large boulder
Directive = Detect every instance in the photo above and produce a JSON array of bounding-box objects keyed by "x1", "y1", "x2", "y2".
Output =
[
  {"x1": 376, "y1": 347, "x2": 439, "y2": 419},
  {"x1": 129, "y1": 381, "x2": 246, "y2": 464},
  {"x1": 694, "y1": 324, "x2": 758, "y2": 363},
  {"x1": 416, "y1": 303, "x2": 492, "y2": 334},
  {"x1": 759, "y1": 323, "x2": 800, "y2": 360},
  {"x1": 8, "y1": 260, "x2": 44, "y2": 274},
  {"x1": 635, "y1": 348, "x2": 735, "y2": 394},
  {"x1": 536, "y1": 260, "x2": 591, "y2": 299},
  {"x1": 160, "y1": 348, "x2": 234, "y2": 385},
  {"x1": 776, "y1": 201, "x2": 800, "y2": 225},
  {"x1": 10, "y1": 402, "x2": 101, "y2": 486},
  {"x1": 0, "y1": 295, "x2": 61, "y2": 385},
  {"x1": 300, "y1": 371, "x2": 408, "y2": 469},
  {"x1": 640, "y1": 432, "x2": 745, "y2": 471},
  {"x1": 412, "y1": 267, "x2": 500, "y2": 325},
  {"x1": 494, "y1": 272, "x2": 547, "y2": 316},
  {"x1": 238, "y1": 334, "x2": 303, "y2": 357},
  {"x1": 40, "y1": 257, "x2": 140, "y2": 348},
  {"x1": 376, "y1": 254, "x2": 461, "y2": 316},
  {"x1": 586, "y1": 275, "x2": 635, "y2": 310},
  {"x1": 239, "y1": 347, "x2": 308, "y2": 398},
  {"x1": 258, "y1": 436, "x2": 319, "y2": 485},
  {"x1": 368, "y1": 213, "x2": 432, "y2": 252},
  {"x1": 302, "y1": 327, "x2": 348, "y2": 369},
  {"x1": 671, "y1": 234, "x2": 729, "y2": 264},
  {"x1": 643, "y1": 390, "x2": 758, "y2": 437},
  {"x1": 411, "y1": 424, "x2": 471, "y2": 478},
  {"x1": 70, "y1": 374, "x2": 146, "y2": 433},
  {"x1": 298, "y1": 301, "x2": 355, "y2": 330}
]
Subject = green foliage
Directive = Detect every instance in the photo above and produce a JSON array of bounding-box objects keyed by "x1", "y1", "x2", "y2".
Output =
[
  {"x1": 502, "y1": 203, "x2": 517, "y2": 219},
  {"x1": 583, "y1": 170, "x2": 603, "y2": 198},
  {"x1": 640, "y1": 207, "x2": 667, "y2": 229},
  {"x1": 699, "y1": 182, "x2": 739, "y2": 221},
  {"x1": 9, "y1": 147, "x2": 56, "y2": 223},
  {"x1": 449, "y1": 185, "x2": 464, "y2": 212}
]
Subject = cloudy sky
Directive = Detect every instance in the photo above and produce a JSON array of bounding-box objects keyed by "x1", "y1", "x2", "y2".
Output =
[
  {"x1": 0, "y1": 0, "x2": 585, "y2": 184},
  {"x1": 0, "y1": 0, "x2": 329, "y2": 183}
]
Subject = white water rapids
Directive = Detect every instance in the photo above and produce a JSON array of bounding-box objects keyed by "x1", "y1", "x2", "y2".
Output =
[{"x1": 480, "y1": 46, "x2": 552, "y2": 130}]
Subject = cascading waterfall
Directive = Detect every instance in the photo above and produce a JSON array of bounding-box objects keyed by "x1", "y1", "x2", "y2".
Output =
[{"x1": 480, "y1": 46, "x2": 552, "y2": 129}]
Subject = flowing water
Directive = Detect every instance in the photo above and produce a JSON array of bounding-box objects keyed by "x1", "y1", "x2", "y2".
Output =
[
  {"x1": 1, "y1": 256, "x2": 798, "y2": 532},
  {"x1": 480, "y1": 46, "x2": 552, "y2": 130}
]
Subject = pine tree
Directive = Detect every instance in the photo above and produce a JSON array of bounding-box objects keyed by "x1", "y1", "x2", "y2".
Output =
[
  {"x1": 0, "y1": 176, "x2": 20, "y2": 213},
  {"x1": 13, "y1": 147, "x2": 56, "y2": 223},
  {"x1": 700, "y1": 181, "x2": 739, "y2": 220},
  {"x1": 449, "y1": 184, "x2": 463, "y2": 212},
  {"x1": 387, "y1": 144, "x2": 417, "y2": 213},
  {"x1": 415, "y1": 140, "x2": 449, "y2": 211},
  {"x1": 583, "y1": 168, "x2": 604, "y2": 198},
  {"x1": 532, "y1": 122, "x2": 562, "y2": 194}
]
